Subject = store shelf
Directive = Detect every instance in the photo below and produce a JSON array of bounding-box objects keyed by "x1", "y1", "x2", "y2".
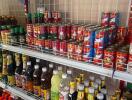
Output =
[
  {"x1": 1, "y1": 44, "x2": 132, "y2": 83},
  {"x1": 0, "y1": 81, "x2": 38, "y2": 100}
]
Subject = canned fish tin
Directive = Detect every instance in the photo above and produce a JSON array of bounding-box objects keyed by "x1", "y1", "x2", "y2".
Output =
[
  {"x1": 103, "y1": 47, "x2": 116, "y2": 69},
  {"x1": 71, "y1": 25, "x2": 78, "y2": 40},
  {"x1": 58, "y1": 24, "x2": 66, "y2": 40},
  {"x1": 116, "y1": 47, "x2": 129, "y2": 71},
  {"x1": 60, "y1": 40, "x2": 67, "y2": 56},
  {"x1": 67, "y1": 40, "x2": 75, "y2": 59},
  {"x1": 52, "y1": 39, "x2": 60, "y2": 54}
]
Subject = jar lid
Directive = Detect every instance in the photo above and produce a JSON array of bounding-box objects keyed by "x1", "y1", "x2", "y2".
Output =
[
  {"x1": 53, "y1": 70, "x2": 58, "y2": 74},
  {"x1": 36, "y1": 59, "x2": 40, "y2": 62},
  {"x1": 49, "y1": 63, "x2": 53, "y2": 68},
  {"x1": 67, "y1": 69, "x2": 72, "y2": 75},
  {"x1": 58, "y1": 66, "x2": 62, "y2": 71}
]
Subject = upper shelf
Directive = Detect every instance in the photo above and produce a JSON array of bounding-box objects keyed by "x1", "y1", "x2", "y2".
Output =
[{"x1": 1, "y1": 44, "x2": 132, "y2": 83}]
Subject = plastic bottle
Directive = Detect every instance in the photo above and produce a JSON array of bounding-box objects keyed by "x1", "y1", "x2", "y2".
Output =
[
  {"x1": 67, "y1": 69, "x2": 72, "y2": 79},
  {"x1": 93, "y1": 82, "x2": 99, "y2": 96},
  {"x1": 97, "y1": 93, "x2": 104, "y2": 100},
  {"x1": 100, "y1": 88, "x2": 107, "y2": 100},
  {"x1": 33, "y1": 65, "x2": 41, "y2": 96},
  {"x1": 26, "y1": 61, "x2": 34, "y2": 93},
  {"x1": 95, "y1": 79, "x2": 102, "y2": 91},
  {"x1": 77, "y1": 84, "x2": 84, "y2": 100},
  {"x1": 51, "y1": 70, "x2": 61, "y2": 100},
  {"x1": 41, "y1": 67, "x2": 50, "y2": 100},
  {"x1": 89, "y1": 76, "x2": 95, "y2": 87},
  {"x1": 88, "y1": 87, "x2": 95, "y2": 100},
  {"x1": 59, "y1": 73, "x2": 69, "y2": 100},
  {"x1": 100, "y1": 76, "x2": 106, "y2": 88},
  {"x1": 48, "y1": 63, "x2": 54, "y2": 89},
  {"x1": 58, "y1": 66, "x2": 63, "y2": 78},
  {"x1": 79, "y1": 73, "x2": 84, "y2": 83},
  {"x1": 84, "y1": 80, "x2": 89, "y2": 100},
  {"x1": 76, "y1": 76, "x2": 81, "y2": 91}
]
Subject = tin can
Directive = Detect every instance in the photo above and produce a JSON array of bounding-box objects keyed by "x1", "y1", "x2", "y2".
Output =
[
  {"x1": 35, "y1": 38, "x2": 45, "y2": 48},
  {"x1": 67, "y1": 41, "x2": 75, "y2": 59},
  {"x1": 33, "y1": 24, "x2": 39, "y2": 38},
  {"x1": 71, "y1": 25, "x2": 78, "y2": 40},
  {"x1": 52, "y1": 11, "x2": 61, "y2": 23},
  {"x1": 103, "y1": 46, "x2": 116, "y2": 69},
  {"x1": 44, "y1": 39, "x2": 52, "y2": 50},
  {"x1": 60, "y1": 40, "x2": 67, "y2": 56},
  {"x1": 66, "y1": 24, "x2": 71, "y2": 40},
  {"x1": 49, "y1": 24, "x2": 58, "y2": 39},
  {"x1": 74, "y1": 43, "x2": 83, "y2": 61},
  {"x1": 101, "y1": 12, "x2": 110, "y2": 27},
  {"x1": 52, "y1": 39, "x2": 60, "y2": 54},
  {"x1": 116, "y1": 47, "x2": 129, "y2": 71},
  {"x1": 128, "y1": 54, "x2": 132, "y2": 74},
  {"x1": 27, "y1": 24, "x2": 34, "y2": 37},
  {"x1": 58, "y1": 24, "x2": 66, "y2": 40},
  {"x1": 26, "y1": 36, "x2": 34, "y2": 45},
  {"x1": 93, "y1": 48, "x2": 104, "y2": 65},
  {"x1": 117, "y1": 27, "x2": 127, "y2": 43},
  {"x1": 77, "y1": 25, "x2": 84, "y2": 42},
  {"x1": 44, "y1": 11, "x2": 52, "y2": 23}
]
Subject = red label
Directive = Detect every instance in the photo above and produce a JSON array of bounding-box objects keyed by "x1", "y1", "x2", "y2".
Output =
[
  {"x1": 58, "y1": 25, "x2": 66, "y2": 40},
  {"x1": 60, "y1": 40, "x2": 67, "y2": 55}
]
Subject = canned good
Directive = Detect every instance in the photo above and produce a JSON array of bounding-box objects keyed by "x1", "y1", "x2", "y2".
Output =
[
  {"x1": 26, "y1": 36, "x2": 34, "y2": 45},
  {"x1": 52, "y1": 39, "x2": 60, "y2": 54},
  {"x1": 71, "y1": 25, "x2": 78, "y2": 40},
  {"x1": 44, "y1": 39, "x2": 52, "y2": 50},
  {"x1": 77, "y1": 25, "x2": 84, "y2": 42},
  {"x1": 27, "y1": 24, "x2": 34, "y2": 37},
  {"x1": 35, "y1": 38, "x2": 44, "y2": 48},
  {"x1": 49, "y1": 24, "x2": 58, "y2": 39},
  {"x1": 60, "y1": 40, "x2": 67, "y2": 56},
  {"x1": 33, "y1": 24, "x2": 39, "y2": 38},
  {"x1": 101, "y1": 12, "x2": 110, "y2": 27},
  {"x1": 52, "y1": 11, "x2": 61, "y2": 23},
  {"x1": 117, "y1": 27, "x2": 127, "y2": 43},
  {"x1": 44, "y1": 11, "x2": 52, "y2": 23},
  {"x1": 67, "y1": 41, "x2": 75, "y2": 59},
  {"x1": 66, "y1": 24, "x2": 71, "y2": 40},
  {"x1": 116, "y1": 47, "x2": 129, "y2": 71},
  {"x1": 128, "y1": 54, "x2": 132, "y2": 74},
  {"x1": 58, "y1": 24, "x2": 66, "y2": 40},
  {"x1": 103, "y1": 46, "x2": 116, "y2": 69}
]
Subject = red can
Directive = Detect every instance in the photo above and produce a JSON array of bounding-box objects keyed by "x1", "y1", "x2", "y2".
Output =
[
  {"x1": 103, "y1": 47, "x2": 116, "y2": 69},
  {"x1": 26, "y1": 36, "x2": 34, "y2": 45},
  {"x1": 117, "y1": 27, "x2": 127, "y2": 43},
  {"x1": 52, "y1": 39, "x2": 60, "y2": 54},
  {"x1": 35, "y1": 39, "x2": 45, "y2": 48},
  {"x1": 66, "y1": 24, "x2": 71, "y2": 40},
  {"x1": 93, "y1": 48, "x2": 104, "y2": 65},
  {"x1": 27, "y1": 24, "x2": 34, "y2": 37},
  {"x1": 101, "y1": 12, "x2": 110, "y2": 27},
  {"x1": 60, "y1": 40, "x2": 67, "y2": 56},
  {"x1": 52, "y1": 11, "x2": 61, "y2": 23},
  {"x1": 38, "y1": 24, "x2": 48, "y2": 35},
  {"x1": 44, "y1": 39, "x2": 52, "y2": 50},
  {"x1": 44, "y1": 11, "x2": 52, "y2": 23},
  {"x1": 71, "y1": 25, "x2": 78, "y2": 40},
  {"x1": 67, "y1": 41, "x2": 75, "y2": 59},
  {"x1": 77, "y1": 26, "x2": 84, "y2": 42},
  {"x1": 33, "y1": 24, "x2": 39, "y2": 38},
  {"x1": 49, "y1": 25, "x2": 58, "y2": 35},
  {"x1": 58, "y1": 25, "x2": 66, "y2": 40},
  {"x1": 128, "y1": 54, "x2": 132, "y2": 73},
  {"x1": 116, "y1": 48, "x2": 129, "y2": 71}
]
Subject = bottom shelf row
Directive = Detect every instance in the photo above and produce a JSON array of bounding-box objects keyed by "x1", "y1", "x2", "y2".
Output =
[{"x1": 0, "y1": 50, "x2": 132, "y2": 100}]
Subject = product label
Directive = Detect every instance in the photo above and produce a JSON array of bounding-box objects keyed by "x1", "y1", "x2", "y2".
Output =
[
  {"x1": 33, "y1": 85, "x2": 41, "y2": 96},
  {"x1": 41, "y1": 89, "x2": 50, "y2": 100},
  {"x1": 77, "y1": 91, "x2": 84, "y2": 100},
  {"x1": 8, "y1": 75, "x2": 15, "y2": 85},
  {"x1": 51, "y1": 91, "x2": 59, "y2": 100},
  {"x1": 84, "y1": 87, "x2": 89, "y2": 93},
  {"x1": 59, "y1": 91, "x2": 68, "y2": 100},
  {"x1": 26, "y1": 81, "x2": 33, "y2": 92},
  {"x1": 88, "y1": 94, "x2": 94, "y2": 100},
  {"x1": 21, "y1": 75, "x2": 27, "y2": 89}
]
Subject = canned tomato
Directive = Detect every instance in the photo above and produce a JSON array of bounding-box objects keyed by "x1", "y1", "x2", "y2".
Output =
[
  {"x1": 116, "y1": 47, "x2": 129, "y2": 71},
  {"x1": 44, "y1": 39, "x2": 52, "y2": 50},
  {"x1": 49, "y1": 24, "x2": 58, "y2": 38},
  {"x1": 52, "y1": 11, "x2": 61, "y2": 23},
  {"x1": 35, "y1": 38, "x2": 44, "y2": 48},
  {"x1": 58, "y1": 24, "x2": 66, "y2": 40},
  {"x1": 52, "y1": 39, "x2": 60, "y2": 54},
  {"x1": 27, "y1": 24, "x2": 34, "y2": 37},
  {"x1": 67, "y1": 41, "x2": 75, "y2": 59},
  {"x1": 101, "y1": 12, "x2": 110, "y2": 27},
  {"x1": 74, "y1": 43, "x2": 83, "y2": 61},
  {"x1": 44, "y1": 11, "x2": 52, "y2": 23},
  {"x1": 77, "y1": 25, "x2": 84, "y2": 42},
  {"x1": 33, "y1": 24, "x2": 39, "y2": 38},
  {"x1": 103, "y1": 46, "x2": 116, "y2": 69},
  {"x1": 60, "y1": 40, "x2": 67, "y2": 56},
  {"x1": 117, "y1": 27, "x2": 127, "y2": 43},
  {"x1": 26, "y1": 36, "x2": 34, "y2": 45},
  {"x1": 93, "y1": 48, "x2": 104, "y2": 65},
  {"x1": 71, "y1": 25, "x2": 78, "y2": 40}
]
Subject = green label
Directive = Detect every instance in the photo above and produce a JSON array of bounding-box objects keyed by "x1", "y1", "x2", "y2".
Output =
[{"x1": 51, "y1": 91, "x2": 59, "y2": 100}]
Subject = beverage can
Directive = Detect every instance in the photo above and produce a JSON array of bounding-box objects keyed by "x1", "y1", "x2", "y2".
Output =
[{"x1": 66, "y1": 24, "x2": 71, "y2": 40}]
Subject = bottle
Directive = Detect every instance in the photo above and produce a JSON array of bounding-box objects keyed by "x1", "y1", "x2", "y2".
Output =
[
  {"x1": 36, "y1": 59, "x2": 42, "y2": 73},
  {"x1": 68, "y1": 81, "x2": 77, "y2": 100},
  {"x1": 115, "y1": 89, "x2": 121, "y2": 100},
  {"x1": 76, "y1": 76, "x2": 81, "y2": 91},
  {"x1": 89, "y1": 76, "x2": 95, "y2": 87},
  {"x1": 84, "y1": 80, "x2": 89, "y2": 100},
  {"x1": 95, "y1": 79, "x2": 102, "y2": 91},
  {"x1": 79, "y1": 73, "x2": 84, "y2": 83},
  {"x1": 58, "y1": 66, "x2": 63, "y2": 78},
  {"x1": 100, "y1": 88, "x2": 107, "y2": 100},
  {"x1": 100, "y1": 76, "x2": 106, "y2": 88},
  {"x1": 48, "y1": 63, "x2": 54, "y2": 89},
  {"x1": 21, "y1": 63, "x2": 27, "y2": 90},
  {"x1": 93, "y1": 82, "x2": 99, "y2": 96},
  {"x1": 111, "y1": 95, "x2": 117, "y2": 100},
  {"x1": 26, "y1": 61, "x2": 34, "y2": 93},
  {"x1": 41, "y1": 67, "x2": 50, "y2": 100},
  {"x1": 15, "y1": 53, "x2": 22, "y2": 87},
  {"x1": 77, "y1": 84, "x2": 84, "y2": 100},
  {"x1": 51, "y1": 70, "x2": 61, "y2": 100},
  {"x1": 97, "y1": 93, "x2": 104, "y2": 100},
  {"x1": 88, "y1": 87, "x2": 95, "y2": 100},
  {"x1": 59, "y1": 73, "x2": 69, "y2": 100},
  {"x1": 33, "y1": 65, "x2": 41, "y2": 96},
  {"x1": 7, "y1": 54, "x2": 15, "y2": 86}
]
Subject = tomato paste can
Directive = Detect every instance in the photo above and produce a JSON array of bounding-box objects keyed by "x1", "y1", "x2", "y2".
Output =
[
  {"x1": 49, "y1": 24, "x2": 58, "y2": 39},
  {"x1": 116, "y1": 47, "x2": 129, "y2": 71},
  {"x1": 26, "y1": 36, "x2": 34, "y2": 45},
  {"x1": 35, "y1": 38, "x2": 45, "y2": 48},
  {"x1": 44, "y1": 39, "x2": 52, "y2": 50},
  {"x1": 27, "y1": 24, "x2": 34, "y2": 37},
  {"x1": 93, "y1": 48, "x2": 104, "y2": 65},
  {"x1": 44, "y1": 11, "x2": 52, "y2": 23},
  {"x1": 33, "y1": 24, "x2": 39, "y2": 38},
  {"x1": 52, "y1": 11, "x2": 61, "y2": 23},
  {"x1": 103, "y1": 46, "x2": 116, "y2": 69},
  {"x1": 52, "y1": 39, "x2": 60, "y2": 54},
  {"x1": 74, "y1": 42, "x2": 83, "y2": 61},
  {"x1": 67, "y1": 40, "x2": 75, "y2": 59},
  {"x1": 77, "y1": 25, "x2": 84, "y2": 42},
  {"x1": 58, "y1": 24, "x2": 66, "y2": 40},
  {"x1": 71, "y1": 25, "x2": 78, "y2": 40},
  {"x1": 60, "y1": 40, "x2": 67, "y2": 56},
  {"x1": 101, "y1": 12, "x2": 110, "y2": 27}
]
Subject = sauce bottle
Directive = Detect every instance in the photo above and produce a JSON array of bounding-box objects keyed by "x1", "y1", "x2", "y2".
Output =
[
  {"x1": 15, "y1": 53, "x2": 22, "y2": 87},
  {"x1": 89, "y1": 76, "x2": 95, "y2": 87},
  {"x1": 33, "y1": 65, "x2": 41, "y2": 96},
  {"x1": 68, "y1": 81, "x2": 77, "y2": 100},
  {"x1": 97, "y1": 93, "x2": 104, "y2": 100},
  {"x1": 84, "y1": 80, "x2": 89, "y2": 100},
  {"x1": 41, "y1": 67, "x2": 50, "y2": 100},
  {"x1": 88, "y1": 87, "x2": 95, "y2": 100},
  {"x1": 26, "y1": 61, "x2": 34, "y2": 93},
  {"x1": 77, "y1": 84, "x2": 84, "y2": 100}
]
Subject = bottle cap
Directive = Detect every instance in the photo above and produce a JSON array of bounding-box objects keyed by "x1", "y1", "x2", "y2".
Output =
[
  {"x1": 49, "y1": 63, "x2": 53, "y2": 68},
  {"x1": 36, "y1": 59, "x2": 40, "y2": 62},
  {"x1": 67, "y1": 69, "x2": 72, "y2": 75},
  {"x1": 97, "y1": 93, "x2": 104, "y2": 99},
  {"x1": 84, "y1": 80, "x2": 89, "y2": 86},
  {"x1": 100, "y1": 76, "x2": 105, "y2": 80},
  {"x1": 42, "y1": 67, "x2": 47, "y2": 72},
  {"x1": 58, "y1": 66, "x2": 62, "y2": 71},
  {"x1": 96, "y1": 79, "x2": 101, "y2": 85},
  {"x1": 78, "y1": 84, "x2": 84, "y2": 91},
  {"x1": 89, "y1": 87, "x2": 94, "y2": 93},
  {"x1": 62, "y1": 73, "x2": 67, "y2": 79},
  {"x1": 27, "y1": 61, "x2": 31, "y2": 65},
  {"x1": 53, "y1": 70, "x2": 58, "y2": 74},
  {"x1": 34, "y1": 65, "x2": 39, "y2": 69},
  {"x1": 93, "y1": 82, "x2": 98, "y2": 89},
  {"x1": 89, "y1": 76, "x2": 95, "y2": 81},
  {"x1": 100, "y1": 88, "x2": 107, "y2": 94}
]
